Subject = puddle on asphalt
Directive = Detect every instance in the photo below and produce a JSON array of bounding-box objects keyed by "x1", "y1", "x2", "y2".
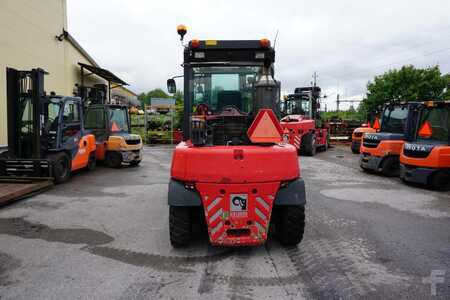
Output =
[
  {"x1": 320, "y1": 188, "x2": 450, "y2": 218},
  {"x1": 0, "y1": 218, "x2": 114, "y2": 245}
]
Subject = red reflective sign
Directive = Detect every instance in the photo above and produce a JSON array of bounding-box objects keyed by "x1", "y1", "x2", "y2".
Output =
[{"x1": 247, "y1": 109, "x2": 283, "y2": 143}]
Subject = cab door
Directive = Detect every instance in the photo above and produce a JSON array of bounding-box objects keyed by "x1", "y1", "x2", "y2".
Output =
[{"x1": 61, "y1": 99, "x2": 89, "y2": 170}]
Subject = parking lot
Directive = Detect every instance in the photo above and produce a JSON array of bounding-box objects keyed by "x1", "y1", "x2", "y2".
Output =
[{"x1": 0, "y1": 146, "x2": 449, "y2": 299}]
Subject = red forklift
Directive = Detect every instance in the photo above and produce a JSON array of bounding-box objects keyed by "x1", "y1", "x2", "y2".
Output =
[
  {"x1": 280, "y1": 87, "x2": 329, "y2": 156},
  {"x1": 166, "y1": 26, "x2": 306, "y2": 247},
  {"x1": 0, "y1": 68, "x2": 96, "y2": 184}
]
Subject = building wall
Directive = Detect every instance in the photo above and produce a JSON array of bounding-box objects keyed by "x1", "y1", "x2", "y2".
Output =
[
  {"x1": 64, "y1": 42, "x2": 106, "y2": 97},
  {"x1": 0, "y1": 0, "x2": 105, "y2": 146}
]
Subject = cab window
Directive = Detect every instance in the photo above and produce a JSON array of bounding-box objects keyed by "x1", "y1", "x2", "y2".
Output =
[
  {"x1": 63, "y1": 100, "x2": 80, "y2": 123},
  {"x1": 382, "y1": 106, "x2": 408, "y2": 133},
  {"x1": 85, "y1": 108, "x2": 106, "y2": 130}
]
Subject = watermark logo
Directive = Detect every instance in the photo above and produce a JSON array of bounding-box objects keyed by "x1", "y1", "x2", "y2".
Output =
[{"x1": 422, "y1": 270, "x2": 446, "y2": 296}]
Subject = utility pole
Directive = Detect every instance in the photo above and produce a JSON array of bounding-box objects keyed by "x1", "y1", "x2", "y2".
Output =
[
  {"x1": 336, "y1": 94, "x2": 340, "y2": 112},
  {"x1": 309, "y1": 72, "x2": 317, "y2": 119}
]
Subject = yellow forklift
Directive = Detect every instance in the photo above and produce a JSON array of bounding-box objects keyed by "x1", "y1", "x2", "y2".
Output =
[{"x1": 80, "y1": 83, "x2": 143, "y2": 168}]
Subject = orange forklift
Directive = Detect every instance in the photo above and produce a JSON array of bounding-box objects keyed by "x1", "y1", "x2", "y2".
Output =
[
  {"x1": 350, "y1": 111, "x2": 379, "y2": 154},
  {"x1": 400, "y1": 101, "x2": 450, "y2": 189},
  {"x1": 359, "y1": 102, "x2": 421, "y2": 176},
  {"x1": 0, "y1": 68, "x2": 96, "y2": 183}
]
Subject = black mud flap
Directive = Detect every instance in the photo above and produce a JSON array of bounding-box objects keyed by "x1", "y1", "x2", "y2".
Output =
[
  {"x1": 274, "y1": 178, "x2": 306, "y2": 206},
  {"x1": 168, "y1": 179, "x2": 202, "y2": 206}
]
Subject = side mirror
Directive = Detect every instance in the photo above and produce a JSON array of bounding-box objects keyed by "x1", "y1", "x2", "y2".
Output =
[{"x1": 167, "y1": 79, "x2": 176, "y2": 94}]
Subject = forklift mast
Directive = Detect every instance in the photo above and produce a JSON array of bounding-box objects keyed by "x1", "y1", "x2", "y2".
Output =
[{"x1": 6, "y1": 68, "x2": 47, "y2": 159}]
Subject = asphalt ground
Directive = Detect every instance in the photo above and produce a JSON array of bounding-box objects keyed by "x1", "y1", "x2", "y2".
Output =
[{"x1": 0, "y1": 145, "x2": 449, "y2": 299}]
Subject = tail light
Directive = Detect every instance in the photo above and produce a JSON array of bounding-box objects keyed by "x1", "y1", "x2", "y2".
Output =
[
  {"x1": 190, "y1": 39, "x2": 200, "y2": 48},
  {"x1": 260, "y1": 38, "x2": 270, "y2": 48}
]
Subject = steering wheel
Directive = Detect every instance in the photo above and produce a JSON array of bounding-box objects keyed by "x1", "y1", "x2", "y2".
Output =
[{"x1": 195, "y1": 103, "x2": 210, "y2": 116}]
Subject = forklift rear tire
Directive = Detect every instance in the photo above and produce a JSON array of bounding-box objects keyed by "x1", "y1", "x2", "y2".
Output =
[
  {"x1": 303, "y1": 134, "x2": 316, "y2": 156},
  {"x1": 50, "y1": 152, "x2": 71, "y2": 184},
  {"x1": 278, "y1": 206, "x2": 305, "y2": 246},
  {"x1": 169, "y1": 206, "x2": 192, "y2": 248},
  {"x1": 351, "y1": 148, "x2": 360, "y2": 154},
  {"x1": 380, "y1": 156, "x2": 399, "y2": 177},
  {"x1": 106, "y1": 152, "x2": 122, "y2": 168},
  {"x1": 87, "y1": 152, "x2": 96, "y2": 171}
]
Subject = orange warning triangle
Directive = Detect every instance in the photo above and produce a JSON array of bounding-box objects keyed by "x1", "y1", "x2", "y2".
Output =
[
  {"x1": 372, "y1": 118, "x2": 380, "y2": 130},
  {"x1": 247, "y1": 109, "x2": 283, "y2": 143},
  {"x1": 111, "y1": 121, "x2": 120, "y2": 132},
  {"x1": 418, "y1": 121, "x2": 433, "y2": 138}
]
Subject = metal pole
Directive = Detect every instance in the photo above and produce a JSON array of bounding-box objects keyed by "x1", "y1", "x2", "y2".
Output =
[
  {"x1": 337, "y1": 94, "x2": 340, "y2": 112},
  {"x1": 144, "y1": 105, "x2": 148, "y2": 144},
  {"x1": 171, "y1": 106, "x2": 174, "y2": 145}
]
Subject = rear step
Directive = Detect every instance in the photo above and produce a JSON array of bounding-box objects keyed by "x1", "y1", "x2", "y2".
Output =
[{"x1": 227, "y1": 228, "x2": 251, "y2": 237}]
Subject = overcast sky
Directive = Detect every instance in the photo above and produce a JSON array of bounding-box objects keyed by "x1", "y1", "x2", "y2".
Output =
[{"x1": 67, "y1": 0, "x2": 450, "y2": 110}]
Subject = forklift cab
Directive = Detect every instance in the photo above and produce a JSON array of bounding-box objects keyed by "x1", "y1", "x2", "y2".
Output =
[
  {"x1": 400, "y1": 101, "x2": 450, "y2": 189},
  {"x1": 84, "y1": 104, "x2": 131, "y2": 142},
  {"x1": 167, "y1": 39, "x2": 280, "y2": 146},
  {"x1": 43, "y1": 97, "x2": 84, "y2": 151},
  {"x1": 84, "y1": 104, "x2": 142, "y2": 167},
  {"x1": 282, "y1": 94, "x2": 310, "y2": 117},
  {"x1": 281, "y1": 87, "x2": 321, "y2": 119},
  {"x1": 360, "y1": 102, "x2": 421, "y2": 176}
]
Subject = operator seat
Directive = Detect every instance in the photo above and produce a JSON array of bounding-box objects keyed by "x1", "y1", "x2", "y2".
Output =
[{"x1": 217, "y1": 91, "x2": 242, "y2": 111}]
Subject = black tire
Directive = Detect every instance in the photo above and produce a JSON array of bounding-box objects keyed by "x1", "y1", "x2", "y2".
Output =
[
  {"x1": 106, "y1": 152, "x2": 122, "y2": 168},
  {"x1": 277, "y1": 206, "x2": 305, "y2": 246},
  {"x1": 87, "y1": 152, "x2": 96, "y2": 171},
  {"x1": 360, "y1": 164, "x2": 375, "y2": 174},
  {"x1": 430, "y1": 171, "x2": 450, "y2": 191},
  {"x1": 49, "y1": 152, "x2": 71, "y2": 184},
  {"x1": 303, "y1": 134, "x2": 316, "y2": 156},
  {"x1": 169, "y1": 206, "x2": 192, "y2": 248},
  {"x1": 351, "y1": 148, "x2": 360, "y2": 154},
  {"x1": 130, "y1": 160, "x2": 141, "y2": 166},
  {"x1": 380, "y1": 156, "x2": 399, "y2": 177}
]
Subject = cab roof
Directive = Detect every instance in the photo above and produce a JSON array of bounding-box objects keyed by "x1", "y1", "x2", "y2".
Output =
[
  {"x1": 185, "y1": 39, "x2": 275, "y2": 64},
  {"x1": 188, "y1": 40, "x2": 271, "y2": 50}
]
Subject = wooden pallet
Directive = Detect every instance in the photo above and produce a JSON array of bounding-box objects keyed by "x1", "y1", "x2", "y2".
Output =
[{"x1": 0, "y1": 180, "x2": 53, "y2": 206}]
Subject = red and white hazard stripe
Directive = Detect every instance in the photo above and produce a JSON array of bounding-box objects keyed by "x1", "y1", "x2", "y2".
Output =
[{"x1": 293, "y1": 135, "x2": 301, "y2": 149}]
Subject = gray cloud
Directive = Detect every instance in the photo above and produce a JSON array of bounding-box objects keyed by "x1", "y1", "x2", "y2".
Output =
[{"x1": 67, "y1": 0, "x2": 450, "y2": 110}]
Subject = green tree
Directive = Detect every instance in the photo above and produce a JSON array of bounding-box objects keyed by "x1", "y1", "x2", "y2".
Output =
[
  {"x1": 174, "y1": 90, "x2": 184, "y2": 129},
  {"x1": 360, "y1": 65, "x2": 450, "y2": 115},
  {"x1": 139, "y1": 88, "x2": 170, "y2": 107}
]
